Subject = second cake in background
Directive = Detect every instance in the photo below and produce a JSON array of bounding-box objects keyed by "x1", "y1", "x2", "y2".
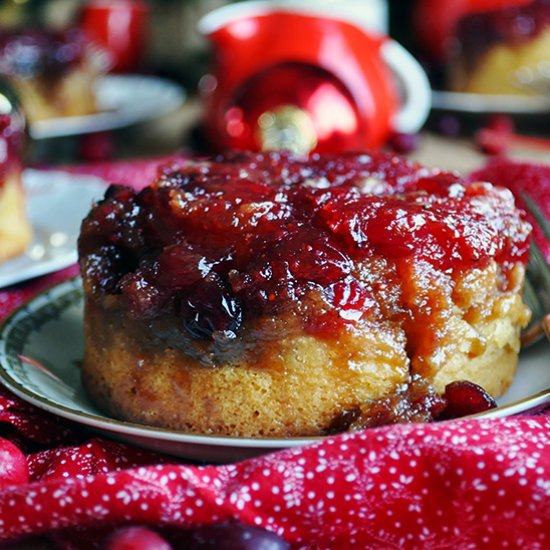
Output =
[{"x1": 0, "y1": 28, "x2": 106, "y2": 123}]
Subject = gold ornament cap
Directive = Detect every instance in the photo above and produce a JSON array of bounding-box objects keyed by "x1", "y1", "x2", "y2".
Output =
[{"x1": 257, "y1": 105, "x2": 318, "y2": 155}]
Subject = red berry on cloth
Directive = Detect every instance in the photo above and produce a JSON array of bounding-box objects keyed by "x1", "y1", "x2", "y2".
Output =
[
  {"x1": 105, "y1": 526, "x2": 172, "y2": 550},
  {"x1": 388, "y1": 132, "x2": 420, "y2": 154},
  {"x1": 0, "y1": 438, "x2": 29, "y2": 488},
  {"x1": 182, "y1": 521, "x2": 290, "y2": 549}
]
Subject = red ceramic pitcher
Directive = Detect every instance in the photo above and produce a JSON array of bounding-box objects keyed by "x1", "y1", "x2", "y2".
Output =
[
  {"x1": 199, "y1": 1, "x2": 431, "y2": 154},
  {"x1": 80, "y1": 0, "x2": 149, "y2": 72}
]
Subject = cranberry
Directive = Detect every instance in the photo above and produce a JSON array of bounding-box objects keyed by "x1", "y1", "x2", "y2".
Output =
[
  {"x1": 104, "y1": 185, "x2": 136, "y2": 202},
  {"x1": 436, "y1": 115, "x2": 461, "y2": 137},
  {"x1": 476, "y1": 127, "x2": 509, "y2": 155},
  {"x1": 0, "y1": 82, "x2": 24, "y2": 182},
  {"x1": 79, "y1": 131, "x2": 115, "y2": 162},
  {"x1": 0, "y1": 438, "x2": 29, "y2": 489},
  {"x1": 0, "y1": 28, "x2": 87, "y2": 79},
  {"x1": 388, "y1": 132, "x2": 420, "y2": 154},
  {"x1": 81, "y1": 245, "x2": 135, "y2": 294},
  {"x1": 485, "y1": 114, "x2": 515, "y2": 134},
  {"x1": 182, "y1": 274, "x2": 242, "y2": 340},
  {"x1": 120, "y1": 267, "x2": 168, "y2": 319},
  {"x1": 326, "y1": 279, "x2": 374, "y2": 321},
  {"x1": 78, "y1": 185, "x2": 143, "y2": 256},
  {"x1": 475, "y1": 114, "x2": 517, "y2": 156},
  {"x1": 440, "y1": 380, "x2": 497, "y2": 419},
  {"x1": 156, "y1": 244, "x2": 213, "y2": 290},
  {"x1": 283, "y1": 233, "x2": 351, "y2": 284},
  {"x1": 105, "y1": 526, "x2": 172, "y2": 550},
  {"x1": 180, "y1": 521, "x2": 290, "y2": 550}
]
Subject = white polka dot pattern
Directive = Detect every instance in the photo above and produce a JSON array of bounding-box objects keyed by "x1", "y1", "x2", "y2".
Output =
[{"x1": 0, "y1": 383, "x2": 549, "y2": 549}]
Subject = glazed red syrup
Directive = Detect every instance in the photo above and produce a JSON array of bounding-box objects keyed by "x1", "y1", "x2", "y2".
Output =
[{"x1": 79, "y1": 150, "x2": 530, "y2": 338}]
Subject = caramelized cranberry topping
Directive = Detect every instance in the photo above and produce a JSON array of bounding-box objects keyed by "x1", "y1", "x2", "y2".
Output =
[
  {"x1": 335, "y1": 374, "x2": 447, "y2": 430},
  {"x1": 79, "y1": 150, "x2": 530, "y2": 341},
  {"x1": 470, "y1": 159, "x2": 550, "y2": 263},
  {"x1": 327, "y1": 377, "x2": 497, "y2": 433}
]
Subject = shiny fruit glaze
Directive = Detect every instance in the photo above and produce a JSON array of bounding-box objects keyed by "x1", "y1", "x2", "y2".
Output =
[
  {"x1": 79, "y1": 150, "x2": 530, "y2": 341},
  {"x1": 470, "y1": 159, "x2": 550, "y2": 263},
  {"x1": 328, "y1": 377, "x2": 497, "y2": 430}
]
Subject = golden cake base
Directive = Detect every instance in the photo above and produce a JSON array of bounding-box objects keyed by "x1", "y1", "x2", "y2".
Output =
[{"x1": 82, "y1": 262, "x2": 529, "y2": 438}]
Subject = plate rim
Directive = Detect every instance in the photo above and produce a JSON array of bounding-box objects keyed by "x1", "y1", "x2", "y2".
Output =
[
  {"x1": 0, "y1": 277, "x2": 549, "y2": 451},
  {"x1": 431, "y1": 89, "x2": 550, "y2": 115},
  {"x1": 29, "y1": 74, "x2": 186, "y2": 140},
  {"x1": 0, "y1": 170, "x2": 108, "y2": 289},
  {"x1": 0, "y1": 277, "x2": 317, "y2": 449}
]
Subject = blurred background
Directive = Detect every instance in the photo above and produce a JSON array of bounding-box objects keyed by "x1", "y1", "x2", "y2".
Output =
[
  {"x1": 0, "y1": 0, "x2": 418, "y2": 90},
  {"x1": 0, "y1": 0, "x2": 548, "y2": 168}
]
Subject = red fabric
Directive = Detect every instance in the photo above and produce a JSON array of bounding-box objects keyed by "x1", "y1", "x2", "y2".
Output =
[
  {"x1": 0, "y1": 156, "x2": 549, "y2": 548},
  {"x1": 59, "y1": 153, "x2": 187, "y2": 191}
]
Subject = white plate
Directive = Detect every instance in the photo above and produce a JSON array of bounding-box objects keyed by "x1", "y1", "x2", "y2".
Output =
[
  {"x1": 431, "y1": 89, "x2": 550, "y2": 115},
  {"x1": 29, "y1": 75, "x2": 186, "y2": 140},
  {"x1": 0, "y1": 277, "x2": 549, "y2": 463},
  {"x1": 0, "y1": 170, "x2": 107, "y2": 288}
]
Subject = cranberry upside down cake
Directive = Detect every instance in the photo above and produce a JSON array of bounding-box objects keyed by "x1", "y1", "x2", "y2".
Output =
[
  {"x1": 78, "y1": 151, "x2": 531, "y2": 437},
  {"x1": 450, "y1": 0, "x2": 550, "y2": 95},
  {"x1": 0, "y1": 28, "x2": 105, "y2": 123}
]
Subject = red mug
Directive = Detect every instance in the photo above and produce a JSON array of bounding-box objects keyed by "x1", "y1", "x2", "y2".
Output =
[
  {"x1": 198, "y1": 2, "x2": 431, "y2": 154},
  {"x1": 80, "y1": 0, "x2": 149, "y2": 72}
]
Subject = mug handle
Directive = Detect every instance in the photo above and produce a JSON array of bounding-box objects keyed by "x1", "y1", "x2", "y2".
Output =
[{"x1": 380, "y1": 40, "x2": 432, "y2": 134}]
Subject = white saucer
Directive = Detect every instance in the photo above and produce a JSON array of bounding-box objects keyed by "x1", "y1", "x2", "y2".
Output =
[
  {"x1": 29, "y1": 75, "x2": 186, "y2": 140},
  {"x1": 431, "y1": 89, "x2": 550, "y2": 115},
  {"x1": 0, "y1": 170, "x2": 107, "y2": 288}
]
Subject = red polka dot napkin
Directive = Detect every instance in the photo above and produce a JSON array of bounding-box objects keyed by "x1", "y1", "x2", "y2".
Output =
[
  {"x1": 0, "y1": 156, "x2": 549, "y2": 548},
  {"x1": 0, "y1": 383, "x2": 549, "y2": 549}
]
